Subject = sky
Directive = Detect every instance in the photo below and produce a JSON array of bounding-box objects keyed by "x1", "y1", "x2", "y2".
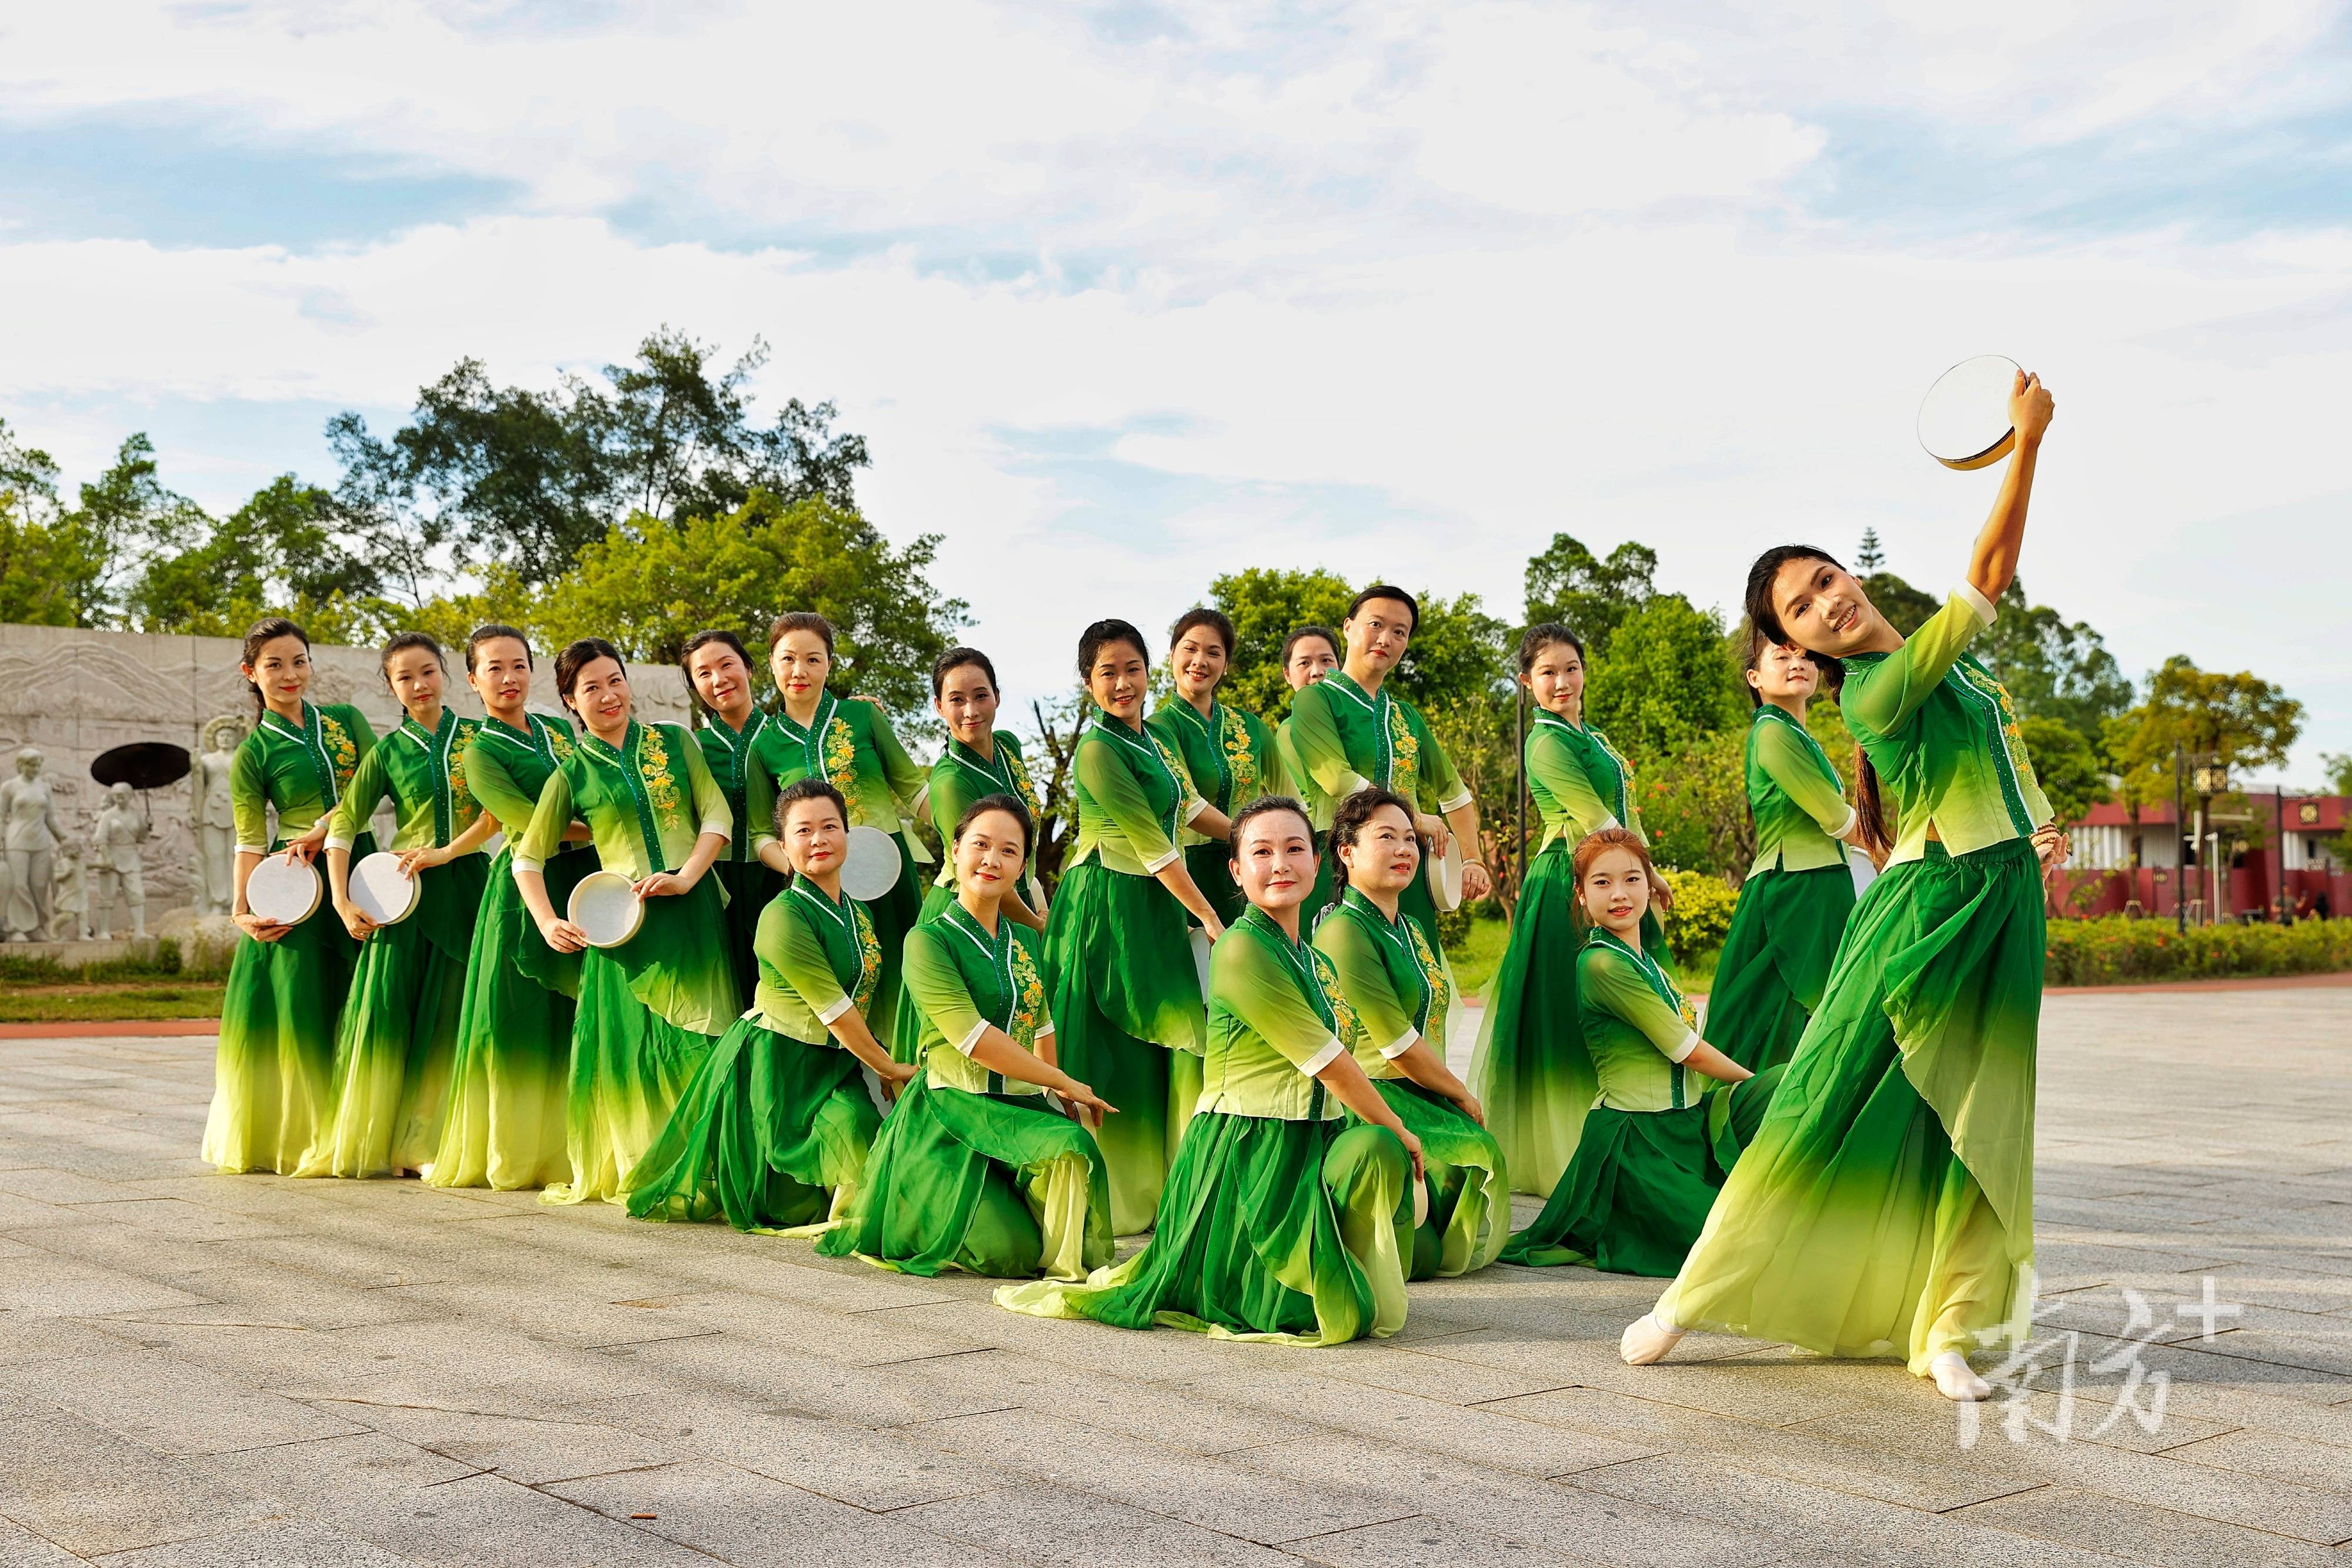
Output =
[{"x1": 4, "y1": 1, "x2": 2348, "y2": 783}]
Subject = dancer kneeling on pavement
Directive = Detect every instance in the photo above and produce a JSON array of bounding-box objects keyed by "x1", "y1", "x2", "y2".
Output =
[
  {"x1": 820, "y1": 794, "x2": 1118, "y2": 1280},
  {"x1": 1502, "y1": 828, "x2": 1779, "y2": 1275},
  {"x1": 996, "y1": 796, "x2": 1421, "y2": 1344}
]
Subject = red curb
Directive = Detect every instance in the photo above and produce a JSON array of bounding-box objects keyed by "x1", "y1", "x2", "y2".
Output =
[
  {"x1": 2046, "y1": 970, "x2": 2352, "y2": 996},
  {"x1": 0, "y1": 1019, "x2": 221, "y2": 1039}
]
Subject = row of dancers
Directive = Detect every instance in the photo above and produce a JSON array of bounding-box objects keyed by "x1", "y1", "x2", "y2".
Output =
[{"x1": 202, "y1": 372, "x2": 2066, "y2": 1400}]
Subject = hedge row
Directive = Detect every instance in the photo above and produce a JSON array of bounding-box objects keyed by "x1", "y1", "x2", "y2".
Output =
[{"x1": 2044, "y1": 915, "x2": 2352, "y2": 987}]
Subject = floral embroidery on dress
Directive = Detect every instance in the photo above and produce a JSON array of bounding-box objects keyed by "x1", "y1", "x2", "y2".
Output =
[
  {"x1": 1007, "y1": 940, "x2": 1048, "y2": 1051},
  {"x1": 823, "y1": 716, "x2": 859, "y2": 794},
  {"x1": 1221, "y1": 709, "x2": 1259, "y2": 805},
  {"x1": 1310, "y1": 948, "x2": 1362, "y2": 1045},
  {"x1": 1005, "y1": 750, "x2": 1045, "y2": 828},
  {"x1": 545, "y1": 726, "x2": 574, "y2": 761},
  {"x1": 446, "y1": 718, "x2": 482, "y2": 829},
  {"x1": 851, "y1": 902, "x2": 883, "y2": 1010},
  {"x1": 319, "y1": 713, "x2": 359, "y2": 788},
  {"x1": 1385, "y1": 703, "x2": 1419, "y2": 804},
  {"x1": 1960, "y1": 662, "x2": 2045, "y2": 801},
  {"x1": 1405, "y1": 920, "x2": 1451, "y2": 1019},
  {"x1": 638, "y1": 725, "x2": 681, "y2": 815}
]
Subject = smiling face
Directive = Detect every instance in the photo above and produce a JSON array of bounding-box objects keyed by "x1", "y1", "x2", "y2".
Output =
[
  {"x1": 385, "y1": 646, "x2": 446, "y2": 721},
  {"x1": 470, "y1": 636, "x2": 533, "y2": 718},
  {"x1": 243, "y1": 634, "x2": 312, "y2": 710},
  {"x1": 953, "y1": 807, "x2": 1028, "y2": 897},
  {"x1": 567, "y1": 656, "x2": 632, "y2": 736},
  {"x1": 783, "y1": 796, "x2": 848, "y2": 878},
  {"x1": 689, "y1": 643, "x2": 754, "y2": 720},
  {"x1": 1344, "y1": 598, "x2": 1414, "y2": 675},
  {"x1": 1086, "y1": 638, "x2": 1150, "y2": 722},
  {"x1": 1338, "y1": 802, "x2": 1419, "y2": 897},
  {"x1": 1770, "y1": 557, "x2": 1886, "y2": 660},
  {"x1": 1284, "y1": 634, "x2": 1338, "y2": 690},
  {"x1": 770, "y1": 630, "x2": 832, "y2": 705},
  {"x1": 1233, "y1": 807, "x2": 1318, "y2": 915},
  {"x1": 936, "y1": 662, "x2": 1000, "y2": 746},
  {"x1": 1171, "y1": 626, "x2": 1230, "y2": 703},
  {"x1": 1579, "y1": 845, "x2": 1651, "y2": 935},
  {"x1": 1524, "y1": 638, "x2": 1584, "y2": 717},
  {"x1": 1748, "y1": 639, "x2": 1819, "y2": 703}
]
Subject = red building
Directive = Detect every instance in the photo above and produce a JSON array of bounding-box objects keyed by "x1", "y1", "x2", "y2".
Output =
[{"x1": 2055, "y1": 795, "x2": 2348, "y2": 921}]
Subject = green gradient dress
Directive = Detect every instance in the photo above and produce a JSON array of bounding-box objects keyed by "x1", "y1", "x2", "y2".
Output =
[
  {"x1": 1286, "y1": 671, "x2": 1474, "y2": 944},
  {"x1": 626, "y1": 876, "x2": 883, "y2": 1232},
  {"x1": 303, "y1": 708, "x2": 490, "y2": 1178},
  {"x1": 696, "y1": 708, "x2": 786, "y2": 1012},
  {"x1": 202, "y1": 702, "x2": 375, "y2": 1175},
  {"x1": 1146, "y1": 694, "x2": 1287, "y2": 927},
  {"x1": 821, "y1": 903, "x2": 1112, "y2": 1279},
  {"x1": 1707, "y1": 706, "x2": 1861, "y2": 1075},
  {"x1": 1471, "y1": 709, "x2": 1663, "y2": 1197},
  {"x1": 1316, "y1": 890, "x2": 1508, "y2": 1278},
  {"x1": 514, "y1": 719, "x2": 738, "y2": 1206},
  {"x1": 1656, "y1": 585, "x2": 2054, "y2": 1373},
  {"x1": 1043, "y1": 714, "x2": 1211, "y2": 1234},
  {"x1": 890, "y1": 730, "x2": 1048, "y2": 1062},
  {"x1": 429, "y1": 711, "x2": 585, "y2": 1191},
  {"x1": 1503, "y1": 931, "x2": 1779, "y2": 1274},
  {"x1": 997, "y1": 907, "x2": 1412, "y2": 1344},
  {"x1": 747, "y1": 694, "x2": 928, "y2": 1049}
]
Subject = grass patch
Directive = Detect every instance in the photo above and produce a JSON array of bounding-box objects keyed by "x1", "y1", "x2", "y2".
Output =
[
  {"x1": 1675, "y1": 944, "x2": 1722, "y2": 994},
  {"x1": 0, "y1": 979, "x2": 226, "y2": 1024},
  {"x1": 1446, "y1": 910, "x2": 1512, "y2": 998}
]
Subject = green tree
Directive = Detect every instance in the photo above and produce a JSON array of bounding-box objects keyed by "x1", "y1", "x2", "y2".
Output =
[
  {"x1": 2318, "y1": 753, "x2": 2352, "y2": 796},
  {"x1": 1855, "y1": 527, "x2": 1885, "y2": 573},
  {"x1": 1638, "y1": 727, "x2": 1753, "y2": 880},
  {"x1": 0, "y1": 421, "x2": 85, "y2": 627},
  {"x1": 2106, "y1": 656, "x2": 2303, "y2": 811},
  {"x1": 127, "y1": 477, "x2": 387, "y2": 641},
  {"x1": 1583, "y1": 594, "x2": 1746, "y2": 758},
  {"x1": 1523, "y1": 533, "x2": 1656, "y2": 651},
  {"x1": 1205, "y1": 566, "x2": 1354, "y2": 721},
  {"x1": 1859, "y1": 570, "x2": 1940, "y2": 638},
  {"x1": 1979, "y1": 579, "x2": 2133, "y2": 753},
  {"x1": 2016, "y1": 716, "x2": 2104, "y2": 825}
]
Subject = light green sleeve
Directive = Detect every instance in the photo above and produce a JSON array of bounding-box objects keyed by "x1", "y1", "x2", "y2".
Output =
[
  {"x1": 746, "y1": 734, "x2": 782, "y2": 853},
  {"x1": 1286, "y1": 685, "x2": 1369, "y2": 803},
  {"x1": 323, "y1": 740, "x2": 390, "y2": 852},
  {"x1": 902, "y1": 927, "x2": 986, "y2": 1054},
  {"x1": 1415, "y1": 710, "x2": 1470, "y2": 813},
  {"x1": 1250, "y1": 712, "x2": 1292, "y2": 798},
  {"x1": 1755, "y1": 721, "x2": 1856, "y2": 838},
  {"x1": 1214, "y1": 935, "x2": 1346, "y2": 1074},
  {"x1": 1315, "y1": 917, "x2": 1417, "y2": 1059},
  {"x1": 1845, "y1": 586, "x2": 1997, "y2": 738},
  {"x1": 1077, "y1": 735, "x2": 1180, "y2": 872},
  {"x1": 677, "y1": 724, "x2": 732, "y2": 842},
  {"x1": 864, "y1": 704, "x2": 928, "y2": 814},
  {"x1": 464, "y1": 735, "x2": 536, "y2": 831},
  {"x1": 773, "y1": 900, "x2": 853, "y2": 1023},
  {"x1": 1532, "y1": 729, "x2": 1614, "y2": 831},
  {"x1": 230, "y1": 738, "x2": 270, "y2": 855},
  {"x1": 511, "y1": 763, "x2": 576, "y2": 876},
  {"x1": 1579, "y1": 947, "x2": 1698, "y2": 1062}
]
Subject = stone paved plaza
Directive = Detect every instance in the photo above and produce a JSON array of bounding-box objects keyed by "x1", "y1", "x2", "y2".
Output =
[{"x1": 2, "y1": 986, "x2": 2350, "y2": 1567}]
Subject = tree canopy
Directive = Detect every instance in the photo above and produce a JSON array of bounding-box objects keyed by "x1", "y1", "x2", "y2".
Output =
[
  {"x1": 1523, "y1": 532, "x2": 1656, "y2": 653},
  {"x1": 2106, "y1": 655, "x2": 2304, "y2": 810}
]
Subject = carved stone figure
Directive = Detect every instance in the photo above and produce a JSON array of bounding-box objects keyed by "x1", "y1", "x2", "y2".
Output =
[
  {"x1": 91, "y1": 781, "x2": 152, "y2": 941},
  {"x1": 192, "y1": 714, "x2": 245, "y2": 916},
  {"x1": 49, "y1": 841, "x2": 89, "y2": 942},
  {"x1": 1, "y1": 747, "x2": 65, "y2": 941}
]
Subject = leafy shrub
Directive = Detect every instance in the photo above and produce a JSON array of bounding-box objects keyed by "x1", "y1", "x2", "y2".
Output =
[
  {"x1": 2044, "y1": 917, "x2": 2352, "y2": 987},
  {"x1": 1656, "y1": 868, "x2": 1738, "y2": 965}
]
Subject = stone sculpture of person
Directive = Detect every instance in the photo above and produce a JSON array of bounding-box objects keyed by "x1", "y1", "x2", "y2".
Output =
[
  {"x1": 1, "y1": 747, "x2": 65, "y2": 942},
  {"x1": 91, "y1": 782, "x2": 152, "y2": 941},
  {"x1": 50, "y1": 841, "x2": 90, "y2": 942},
  {"x1": 192, "y1": 714, "x2": 245, "y2": 917}
]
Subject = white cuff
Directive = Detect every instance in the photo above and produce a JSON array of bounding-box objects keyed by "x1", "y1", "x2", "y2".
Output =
[
  {"x1": 816, "y1": 995, "x2": 854, "y2": 1025},
  {"x1": 1664, "y1": 1029, "x2": 1701, "y2": 1064},
  {"x1": 701, "y1": 816, "x2": 732, "y2": 841},
  {"x1": 1438, "y1": 789, "x2": 1474, "y2": 814},
  {"x1": 1182, "y1": 796, "x2": 1211, "y2": 825},
  {"x1": 1033, "y1": 1023, "x2": 1055, "y2": 1042},
  {"x1": 1142, "y1": 845, "x2": 1181, "y2": 875},
  {"x1": 910, "y1": 783, "x2": 931, "y2": 815},
  {"x1": 1299, "y1": 1036, "x2": 1347, "y2": 1075},
  {"x1": 236, "y1": 842, "x2": 268, "y2": 856},
  {"x1": 1827, "y1": 804, "x2": 1858, "y2": 840},
  {"x1": 1955, "y1": 581, "x2": 1997, "y2": 626},
  {"x1": 955, "y1": 1019, "x2": 989, "y2": 1057},
  {"x1": 1379, "y1": 1027, "x2": 1422, "y2": 1061},
  {"x1": 323, "y1": 831, "x2": 355, "y2": 852},
  {"x1": 510, "y1": 854, "x2": 544, "y2": 877}
]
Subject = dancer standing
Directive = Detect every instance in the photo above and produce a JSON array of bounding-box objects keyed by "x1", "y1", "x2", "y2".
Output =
[
  {"x1": 1148, "y1": 607, "x2": 1287, "y2": 927},
  {"x1": 1623, "y1": 371, "x2": 2066, "y2": 1403},
  {"x1": 203, "y1": 620, "x2": 375, "y2": 1174},
  {"x1": 683, "y1": 630, "x2": 784, "y2": 1009}
]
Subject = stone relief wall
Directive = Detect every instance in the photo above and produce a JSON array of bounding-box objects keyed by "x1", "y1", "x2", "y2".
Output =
[{"x1": 0, "y1": 623, "x2": 694, "y2": 920}]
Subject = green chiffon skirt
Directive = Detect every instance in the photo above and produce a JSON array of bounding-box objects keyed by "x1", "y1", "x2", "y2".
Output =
[
  {"x1": 300, "y1": 853, "x2": 487, "y2": 1179},
  {"x1": 818, "y1": 1077, "x2": 1113, "y2": 1280},
  {"x1": 1044, "y1": 860, "x2": 1208, "y2": 1234},
  {"x1": 1707, "y1": 864, "x2": 1856, "y2": 1074},
  {"x1": 1656, "y1": 838, "x2": 2044, "y2": 1373},
  {"x1": 1377, "y1": 1079, "x2": 1510, "y2": 1278},
  {"x1": 623, "y1": 1013, "x2": 879, "y2": 1232},
  {"x1": 1471, "y1": 843, "x2": 1666, "y2": 1198},
  {"x1": 995, "y1": 1109, "x2": 1412, "y2": 1345},
  {"x1": 1503, "y1": 1066, "x2": 1782, "y2": 1274},
  {"x1": 713, "y1": 858, "x2": 786, "y2": 1014},
  {"x1": 201, "y1": 836, "x2": 370, "y2": 1175},
  {"x1": 428, "y1": 846, "x2": 590, "y2": 1191},
  {"x1": 541, "y1": 877, "x2": 733, "y2": 1206}
]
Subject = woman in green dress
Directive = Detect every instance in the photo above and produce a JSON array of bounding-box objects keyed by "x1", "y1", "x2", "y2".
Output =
[
  {"x1": 998, "y1": 797, "x2": 1421, "y2": 1344},
  {"x1": 1502, "y1": 830, "x2": 1779, "y2": 1275},
  {"x1": 682, "y1": 629, "x2": 784, "y2": 1010},
  {"x1": 429, "y1": 625, "x2": 587, "y2": 1191},
  {"x1": 513, "y1": 638, "x2": 738, "y2": 1206},
  {"x1": 821, "y1": 794, "x2": 1118, "y2": 1279},
  {"x1": 1315, "y1": 787, "x2": 1508, "y2": 1278},
  {"x1": 305, "y1": 633, "x2": 496, "y2": 1178},
  {"x1": 746, "y1": 613, "x2": 930, "y2": 1048},
  {"x1": 1147, "y1": 607, "x2": 1288, "y2": 928},
  {"x1": 1047, "y1": 619, "x2": 1230, "y2": 1235},
  {"x1": 203, "y1": 619, "x2": 376, "y2": 1175},
  {"x1": 627, "y1": 779, "x2": 916, "y2": 1232},
  {"x1": 1286, "y1": 585, "x2": 1486, "y2": 940},
  {"x1": 1471, "y1": 621, "x2": 1671, "y2": 1199},
  {"x1": 1623, "y1": 370, "x2": 2069, "y2": 1403},
  {"x1": 1705, "y1": 637, "x2": 1870, "y2": 1075}
]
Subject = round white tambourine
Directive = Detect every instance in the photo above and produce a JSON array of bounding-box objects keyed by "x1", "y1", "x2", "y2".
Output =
[
  {"x1": 246, "y1": 855, "x2": 322, "y2": 926},
  {"x1": 1917, "y1": 355, "x2": 2020, "y2": 471},
  {"x1": 567, "y1": 868, "x2": 644, "y2": 949},
  {"x1": 841, "y1": 825, "x2": 903, "y2": 902},
  {"x1": 1190, "y1": 926, "x2": 1214, "y2": 1002},
  {"x1": 1428, "y1": 833, "x2": 1466, "y2": 913},
  {"x1": 349, "y1": 851, "x2": 419, "y2": 926},
  {"x1": 1412, "y1": 1176, "x2": 1431, "y2": 1229}
]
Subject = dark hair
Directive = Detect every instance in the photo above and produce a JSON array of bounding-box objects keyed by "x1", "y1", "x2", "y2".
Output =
[
  {"x1": 767, "y1": 612, "x2": 836, "y2": 656},
  {"x1": 239, "y1": 617, "x2": 309, "y2": 716},
  {"x1": 1347, "y1": 584, "x2": 1419, "y2": 633},
  {"x1": 1742, "y1": 625, "x2": 1823, "y2": 710},
  {"x1": 1230, "y1": 793, "x2": 1316, "y2": 852},
  {"x1": 1572, "y1": 826, "x2": 1658, "y2": 915},
  {"x1": 952, "y1": 791, "x2": 1033, "y2": 859},
  {"x1": 1517, "y1": 621, "x2": 1583, "y2": 677},
  {"x1": 931, "y1": 646, "x2": 1000, "y2": 701},
  {"x1": 554, "y1": 637, "x2": 629, "y2": 714},
  {"x1": 1743, "y1": 545, "x2": 1888, "y2": 857},
  {"x1": 1168, "y1": 607, "x2": 1236, "y2": 660},
  {"x1": 465, "y1": 624, "x2": 532, "y2": 674},
  {"x1": 1282, "y1": 625, "x2": 1338, "y2": 666},
  {"x1": 379, "y1": 631, "x2": 447, "y2": 692},
  {"x1": 680, "y1": 630, "x2": 756, "y2": 717},
  {"x1": 774, "y1": 776, "x2": 850, "y2": 845},
  {"x1": 1076, "y1": 618, "x2": 1150, "y2": 681},
  {"x1": 1328, "y1": 787, "x2": 1416, "y2": 895}
]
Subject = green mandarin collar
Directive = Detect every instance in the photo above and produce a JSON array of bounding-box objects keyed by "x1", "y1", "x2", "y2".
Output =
[
  {"x1": 399, "y1": 706, "x2": 456, "y2": 748},
  {"x1": 941, "y1": 900, "x2": 1007, "y2": 958}
]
